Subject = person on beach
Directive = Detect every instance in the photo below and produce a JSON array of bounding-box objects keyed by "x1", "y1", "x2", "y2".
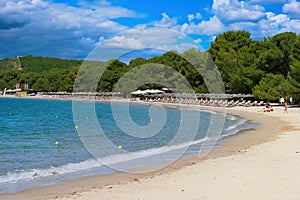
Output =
[
  {"x1": 284, "y1": 101, "x2": 288, "y2": 114},
  {"x1": 263, "y1": 105, "x2": 270, "y2": 112},
  {"x1": 263, "y1": 104, "x2": 273, "y2": 112}
]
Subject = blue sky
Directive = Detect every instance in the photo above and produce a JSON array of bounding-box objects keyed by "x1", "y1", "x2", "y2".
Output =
[{"x1": 0, "y1": 0, "x2": 299, "y2": 59}]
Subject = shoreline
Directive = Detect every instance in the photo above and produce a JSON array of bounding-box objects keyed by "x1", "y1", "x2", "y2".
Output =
[{"x1": 0, "y1": 96, "x2": 295, "y2": 199}]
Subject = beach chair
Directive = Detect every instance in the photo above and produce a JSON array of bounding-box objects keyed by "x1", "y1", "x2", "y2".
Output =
[
  {"x1": 231, "y1": 100, "x2": 239, "y2": 107},
  {"x1": 224, "y1": 100, "x2": 233, "y2": 107},
  {"x1": 244, "y1": 100, "x2": 252, "y2": 107},
  {"x1": 200, "y1": 99, "x2": 206, "y2": 106},
  {"x1": 250, "y1": 100, "x2": 258, "y2": 106},
  {"x1": 257, "y1": 101, "x2": 264, "y2": 106},
  {"x1": 237, "y1": 100, "x2": 246, "y2": 106}
]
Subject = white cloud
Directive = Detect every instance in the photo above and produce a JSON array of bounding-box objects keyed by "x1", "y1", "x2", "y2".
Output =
[
  {"x1": 194, "y1": 38, "x2": 202, "y2": 44},
  {"x1": 133, "y1": 24, "x2": 147, "y2": 31},
  {"x1": 281, "y1": 19, "x2": 300, "y2": 32},
  {"x1": 229, "y1": 21, "x2": 258, "y2": 31},
  {"x1": 182, "y1": 16, "x2": 226, "y2": 36},
  {"x1": 103, "y1": 35, "x2": 145, "y2": 49},
  {"x1": 0, "y1": 0, "x2": 139, "y2": 58},
  {"x1": 153, "y1": 13, "x2": 178, "y2": 28},
  {"x1": 212, "y1": 0, "x2": 265, "y2": 22},
  {"x1": 98, "y1": 36, "x2": 106, "y2": 44},
  {"x1": 211, "y1": 36, "x2": 217, "y2": 41},
  {"x1": 181, "y1": 23, "x2": 189, "y2": 33},
  {"x1": 1, "y1": 0, "x2": 299, "y2": 59},
  {"x1": 266, "y1": 12, "x2": 290, "y2": 25},
  {"x1": 0, "y1": 0, "x2": 138, "y2": 31},
  {"x1": 188, "y1": 13, "x2": 202, "y2": 21},
  {"x1": 246, "y1": 12, "x2": 300, "y2": 38},
  {"x1": 80, "y1": 37, "x2": 94, "y2": 44},
  {"x1": 196, "y1": 13, "x2": 202, "y2": 19},
  {"x1": 188, "y1": 14, "x2": 195, "y2": 21},
  {"x1": 101, "y1": 28, "x2": 198, "y2": 53},
  {"x1": 283, "y1": 0, "x2": 300, "y2": 18}
]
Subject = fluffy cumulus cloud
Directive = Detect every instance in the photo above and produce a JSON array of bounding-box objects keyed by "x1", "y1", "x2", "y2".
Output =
[
  {"x1": 188, "y1": 13, "x2": 203, "y2": 21},
  {"x1": 181, "y1": 16, "x2": 226, "y2": 36},
  {"x1": 176, "y1": 0, "x2": 300, "y2": 45},
  {"x1": 243, "y1": 12, "x2": 300, "y2": 38},
  {"x1": 0, "y1": 0, "x2": 137, "y2": 30},
  {"x1": 0, "y1": 0, "x2": 138, "y2": 58},
  {"x1": 283, "y1": 0, "x2": 300, "y2": 18},
  {"x1": 153, "y1": 13, "x2": 178, "y2": 28},
  {"x1": 101, "y1": 28, "x2": 198, "y2": 52},
  {"x1": 212, "y1": 0, "x2": 265, "y2": 22},
  {"x1": 1, "y1": 0, "x2": 300, "y2": 59},
  {"x1": 266, "y1": 12, "x2": 290, "y2": 25},
  {"x1": 103, "y1": 35, "x2": 145, "y2": 49}
]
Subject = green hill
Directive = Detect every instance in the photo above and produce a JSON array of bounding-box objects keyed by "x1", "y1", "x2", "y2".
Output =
[
  {"x1": 0, "y1": 57, "x2": 22, "y2": 70},
  {"x1": 0, "y1": 55, "x2": 83, "y2": 72}
]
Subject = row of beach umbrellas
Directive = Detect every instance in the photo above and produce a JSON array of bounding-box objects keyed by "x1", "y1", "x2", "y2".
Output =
[{"x1": 131, "y1": 90, "x2": 254, "y2": 99}]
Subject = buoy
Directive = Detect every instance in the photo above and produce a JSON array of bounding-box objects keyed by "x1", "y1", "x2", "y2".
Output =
[
  {"x1": 75, "y1": 125, "x2": 79, "y2": 130},
  {"x1": 118, "y1": 145, "x2": 122, "y2": 149},
  {"x1": 56, "y1": 115, "x2": 59, "y2": 118},
  {"x1": 8, "y1": 113, "x2": 12, "y2": 116},
  {"x1": 85, "y1": 117, "x2": 88, "y2": 120},
  {"x1": 54, "y1": 141, "x2": 59, "y2": 145},
  {"x1": 150, "y1": 118, "x2": 152, "y2": 122}
]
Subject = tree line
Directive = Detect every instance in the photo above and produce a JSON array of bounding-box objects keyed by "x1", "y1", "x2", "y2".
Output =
[{"x1": 0, "y1": 30, "x2": 299, "y2": 102}]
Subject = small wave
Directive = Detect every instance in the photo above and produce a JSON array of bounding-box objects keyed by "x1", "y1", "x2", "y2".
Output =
[
  {"x1": 224, "y1": 118, "x2": 247, "y2": 132},
  {"x1": 199, "y1": 109, "x2": 217, "y2": 115},
  {"x1": 0, "y1": 159, "x2": 102, "y2": 184},
  {"x1": 222, "y1": 119, "x2": 259, "y2": 138},
  {"x1": 0, "y1": 137, "x2": 210, "y2": 185},
  {"x1": 99, "y1": 137, "x2": 210, "y2": 166},
  {"x1": 226, "y1": 115, "x2": 238, "y2": 121}
]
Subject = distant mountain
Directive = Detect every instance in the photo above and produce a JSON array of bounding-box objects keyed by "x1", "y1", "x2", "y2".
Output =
[{"x1": 0, "y1": 55, "x2": 83, "y2": 72}]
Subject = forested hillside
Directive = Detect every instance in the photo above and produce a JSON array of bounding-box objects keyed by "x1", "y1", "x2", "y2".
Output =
[
  {"x1": 208, "y1": 31, "x2": 300, "y2": 100},
  {"x1": 0, "y1": 30, "x2": 299, "y2": 101}
]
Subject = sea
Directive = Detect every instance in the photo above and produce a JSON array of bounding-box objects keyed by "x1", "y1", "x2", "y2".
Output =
[{"x1": 0, "y1": 98, "x2": 259, "y2": 193}]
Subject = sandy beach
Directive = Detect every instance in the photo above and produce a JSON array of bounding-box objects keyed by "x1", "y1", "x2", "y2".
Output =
[{"x1": 1, "y1": 99, "x2": 299, "y2": 200}]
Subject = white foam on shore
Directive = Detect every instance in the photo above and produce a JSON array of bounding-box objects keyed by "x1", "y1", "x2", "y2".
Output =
[
  {"x1": 224, "y1": 118, "x2": 247, "y2": 132},
  {"x1": 222, "y1": 116, "x2": 259, "y2": 138},
  {"x1": 99, "y1": 136, "x2": 210, "y2": 166},
  {"x1": 0, "y1": 137, "x2": 210, "y2": 186}
]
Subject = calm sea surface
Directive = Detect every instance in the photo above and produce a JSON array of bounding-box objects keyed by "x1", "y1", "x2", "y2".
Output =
[{"x1": 0, "y1": 98, "x2": 258, "y2": 193}]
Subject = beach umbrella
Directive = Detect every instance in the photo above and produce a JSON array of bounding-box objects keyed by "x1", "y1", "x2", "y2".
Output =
[
  {"x1": 144, "y1": 89, "x2": 164, "y2": 94},
  {"x1": 131, "y1": 90, "x2": 146, "y2": 95}
]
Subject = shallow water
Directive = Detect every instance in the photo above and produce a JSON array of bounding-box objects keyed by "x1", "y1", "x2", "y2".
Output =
[{"x1": 0, "y1": 98, "x2": 258, "y2": 193}]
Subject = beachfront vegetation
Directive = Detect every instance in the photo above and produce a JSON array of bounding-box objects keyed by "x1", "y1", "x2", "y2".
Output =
[
  {"x1": 0, "y1": 31, "x2": 300, "y2": 102},
  {"x1": 208, "y1": 31, "x2": 300, "y2": 101}
]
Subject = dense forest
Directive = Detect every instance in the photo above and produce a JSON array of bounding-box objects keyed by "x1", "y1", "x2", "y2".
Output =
[{"x1": 0, "y1": 30, "x2": 299, "y2": 102}]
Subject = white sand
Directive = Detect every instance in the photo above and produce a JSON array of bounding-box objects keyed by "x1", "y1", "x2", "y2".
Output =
[{"x1": 54, "y1": 106, "x2": 300, "y2": 200}]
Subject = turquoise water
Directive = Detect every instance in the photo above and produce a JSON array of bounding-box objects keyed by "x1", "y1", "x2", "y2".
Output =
[{"x1": 0, "y1": 98, "x2": 258, "y2": 193}]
